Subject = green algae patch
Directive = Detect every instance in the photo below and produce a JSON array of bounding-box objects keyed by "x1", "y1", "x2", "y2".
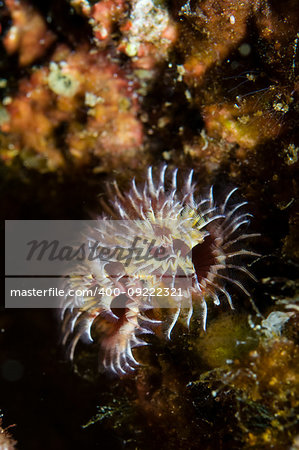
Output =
[{"x1": 194, "y1": 313, "x2": 258, "y2": 368}]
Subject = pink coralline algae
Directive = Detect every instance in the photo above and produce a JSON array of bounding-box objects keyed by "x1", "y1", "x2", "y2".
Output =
[
  {"x1": 3, "y1": 0, "x2": 56, "y2": 66},
  {"x1": 1, "y1": 45, "x2": 144, "y2": 171},
  {"x1": 71, "y1": 0, "x2": 178, "y2": 69}
]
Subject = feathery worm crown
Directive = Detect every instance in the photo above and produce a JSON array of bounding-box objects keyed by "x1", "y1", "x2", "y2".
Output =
[{"x1": 61, "y1": 165, "x2": 259, "y2": 375}]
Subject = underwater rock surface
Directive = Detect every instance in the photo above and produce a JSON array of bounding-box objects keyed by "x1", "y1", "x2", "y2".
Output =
[{"x1": 0, "y1": 0, "x2": 298, "y2": 448}]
